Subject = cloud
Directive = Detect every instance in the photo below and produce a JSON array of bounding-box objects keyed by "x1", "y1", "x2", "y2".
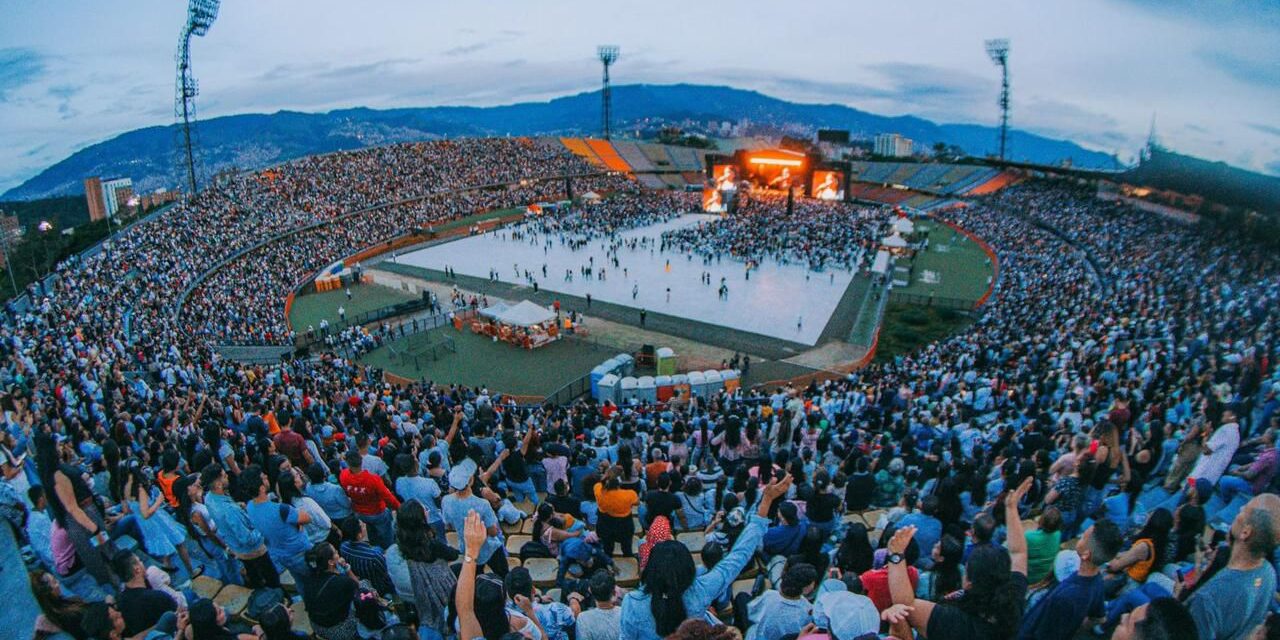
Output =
[
  {"x1": 1198, "y1": 49, "x2": 1280, "y2": 86},
  {"x1": 0, "y1": 47, "x2": 46, "y2": 102},
  {"x1": 48, "y1": 84, "x2": 82, "y2": 119},
  {"x1": 1112, "y1": 0, "x2": 1280, "y2": 28},
  {"x1": 443, "y1": 43, "x2": 490, "y2": 57},
  {"x1": 1249, "y1": 122, "x2": 1280, "y2": 138}
]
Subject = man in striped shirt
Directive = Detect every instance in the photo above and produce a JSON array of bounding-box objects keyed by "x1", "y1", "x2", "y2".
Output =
[{"x1": 338, "y1": 517, "x2": 396, "y2": 597}]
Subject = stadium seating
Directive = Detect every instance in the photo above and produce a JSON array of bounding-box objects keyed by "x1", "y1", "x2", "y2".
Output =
[
  {"x1": 585, "y1": 138, "x2": 634, "y2": 172},
  {"x1": 967, "y1": 170, "x2": 1021, "y2": 195},
  {"x1": 612, "y1": 140, "x2": 657, "y2": 172},
  {"x1": 559, "y1": 137, "x2": 605, "y2": 167}
]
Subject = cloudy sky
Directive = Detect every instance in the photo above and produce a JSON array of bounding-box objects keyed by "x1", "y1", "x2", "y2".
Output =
[{"x1": 1, "y1": 0, "x2": 1278, "y2": 193}]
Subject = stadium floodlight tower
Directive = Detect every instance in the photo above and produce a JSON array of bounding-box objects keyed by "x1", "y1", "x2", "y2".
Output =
[
  {"x1": 985, "y1": 38, "x2": 1010, "y2": 161},
  {"x1": 597, "y1": 45, "x2": 620, "y2": 140},
  {"x1": 175, "y1": 0, "x2": 221, "y2": 197}
]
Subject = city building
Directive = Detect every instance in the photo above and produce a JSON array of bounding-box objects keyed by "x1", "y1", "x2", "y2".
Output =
[
  {"x1": 83, "y1": 176, "x2": 134, "y2": 221},
  {"x1": 874, "y1": 133, "x2": 914, "y2": 158}
]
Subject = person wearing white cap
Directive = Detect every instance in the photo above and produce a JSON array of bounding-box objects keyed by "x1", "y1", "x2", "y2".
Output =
[
  {"x1": 440, "y1": 458, "x2": 508, "y2": 576},
  {"x1": 803, "y1": 591, "x2": 880, "y2": 640}
]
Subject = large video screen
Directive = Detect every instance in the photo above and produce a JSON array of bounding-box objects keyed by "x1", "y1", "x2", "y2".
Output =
[
  {"x1": 702, "y1": 187, "x2": 729, "y2": 213},
  {"x1": 712, "y1": 164, "x2": 740, "y2": 191},
  {"x1": 811, "y1": 170, "x2": 845, "y2": 201},
  {"x1": 743, "y1": 151, "x2": 807, "y2": 192}
]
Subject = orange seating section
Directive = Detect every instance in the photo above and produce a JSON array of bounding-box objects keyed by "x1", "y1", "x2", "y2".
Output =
[
  {"x1": 966, "y1": 170, "x2": 1020, "y2": 195},
  {"x1": 584, "y1": 139, "x2": 634, "y2": 172},
  {"x1": 559, "y1": 138, "x2": 605, "y2": 167}
]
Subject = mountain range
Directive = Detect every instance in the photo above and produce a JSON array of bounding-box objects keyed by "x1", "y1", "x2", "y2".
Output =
[{"x1": 2, "y1": 83, "x2": 1119, "y2": 201}]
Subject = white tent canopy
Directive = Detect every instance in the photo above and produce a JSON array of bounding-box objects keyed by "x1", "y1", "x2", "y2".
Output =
[
  {"x1": 486, "y1": 300, "x2": 556, "y2": 327},
  {"x1": 581, "y1": 191, "x2": 602, "y2": 202},
  {"x1": 478, "y1": 301, "x2": 511, "y2": 320},
  {"x1": 893, "y1": 217, "x2": 915, "y2": 234},
  {"x1": 882, "y1": 233, "x2": 908, "y2": 249},
  {"x1": 871, "y1": 250, "x2": 893, "y2": 275}
]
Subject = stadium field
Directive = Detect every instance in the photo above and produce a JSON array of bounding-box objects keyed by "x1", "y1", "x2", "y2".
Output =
[
  {"x1": 894, "y1": 219, "x2": 994, "y2": 302},
  {"x1": 359, "y1": 326, "x2": 612, "y2": 396},
  {"x1": 288, "y1": 283, "x2": 417, "y2": 332}
]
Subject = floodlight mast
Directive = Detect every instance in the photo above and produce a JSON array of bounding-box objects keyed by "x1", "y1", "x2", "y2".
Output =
[
  {"x1": 985, "y1": 38, "x2": 1010, "y2": 161},
  {"x1": 176, "y1": 0, "x2": 221, "y2": 197},
  {"x1": 597, "y1": 45, "x2": 620, "y2": 140}
]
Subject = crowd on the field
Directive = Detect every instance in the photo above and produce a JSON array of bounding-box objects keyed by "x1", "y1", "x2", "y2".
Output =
[
  {"x1": 0, "y1": 141, "x2": 1276, "y2": 640},
  {"x1": 660, "y1": 195, "x2": 883, "y2": 271}
]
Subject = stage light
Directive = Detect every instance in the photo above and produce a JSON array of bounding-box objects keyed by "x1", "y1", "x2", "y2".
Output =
[{"x1": 748, "y1": 158, "x2": 804, "y2": 167}]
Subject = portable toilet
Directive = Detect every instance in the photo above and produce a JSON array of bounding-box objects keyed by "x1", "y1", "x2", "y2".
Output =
[
  {"x1": 615, "y1": 353, "x2": 635, "y2": 377},
  {"x1": 619, "y1": 376, "x2": 639, "y2": 404},
  {"x1": 671, "y1": 373, "x2": 690, "y2": 402},
  {"x1": 655, "y1": 375, "x2": 674, "y2": 402},
  {"x1": 703, "y1": 370, "x2": 724, "y2": 396},
  {"x1": 595, "y1": 373, "x2": 619, "y2": 403},
  {"x1": 600, "y1": 357, "x2": 622, "y2": 375},
  {"x1": 590, "y1": 364, "x2": 612, "y2": 399},
  {"x1": 636, "y1": 376, "x2": 657, "y2": 403},
  {"x1": 655, "y1": 347, "x2": 676, "y2": 376},
  {"x1": 721, "y1": 369, "x2": 741, "y2": 394},
  {"x1": 686, "y1": 371, "x2": 707, "y2": 398}
]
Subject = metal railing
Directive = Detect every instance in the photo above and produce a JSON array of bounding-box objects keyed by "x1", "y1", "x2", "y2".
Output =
[{"x1": 887, "y1": 291, "x2": 975, "y2": 310}]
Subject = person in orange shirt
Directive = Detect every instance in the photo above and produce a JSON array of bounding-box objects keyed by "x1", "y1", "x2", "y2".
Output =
[{"x1": 594, "y1": 465, "x2": 639, "y2": 557}]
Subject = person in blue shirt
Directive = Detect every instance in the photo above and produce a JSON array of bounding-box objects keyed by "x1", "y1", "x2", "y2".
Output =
[
  {"x1": 1017, "y1": 519, "x2": 1123, "y2": 640},
  {"x1": 199, "y1": 464, "x2": 280, "y2": 588},
  {"x1": 241, "y1": 464, "x2": 313, "y2": 580},
  {"x1": 762, "y1": 501, "x2": 807, "y2": 557},
  {"x1": 620, "y1": 473, "x2": 792, "y2": 640},
  {"x1": 897, "y1": 495, "x2": 944, "y2": 570},
  {"x1": 303, "y1": 462, "x2": 352, "y2": 521}
]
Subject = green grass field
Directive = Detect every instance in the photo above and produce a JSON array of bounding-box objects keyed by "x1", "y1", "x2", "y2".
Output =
[
  {"x1": 288, "y1": 284, "x2": 417, "y2": 332},
  {"x1": 874, "y1": 303, "x2": 973, "y2": 363},
  {"x1": 894, "y1": 220, "x2": 993, "y2": 302},
  {"x1": 360, "y1": 327, "x2": 612, "y2": 396}
]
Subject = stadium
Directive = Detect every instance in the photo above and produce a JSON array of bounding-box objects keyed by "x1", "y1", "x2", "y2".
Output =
[{"x1": 2, "y1": 3, "x2": 1279, "y2": 640}]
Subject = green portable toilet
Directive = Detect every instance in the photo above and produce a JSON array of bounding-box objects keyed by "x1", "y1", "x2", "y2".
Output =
[{"x1": 656, "y1": 347, "x2": 676, "y2": 376}]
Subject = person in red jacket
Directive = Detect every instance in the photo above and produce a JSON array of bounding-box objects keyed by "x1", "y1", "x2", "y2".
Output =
[{"x1": 340, "y1": 449, "x2": 400, "y2": 548}]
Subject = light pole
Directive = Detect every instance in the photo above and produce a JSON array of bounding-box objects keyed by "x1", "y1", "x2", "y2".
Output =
[{"x1": 985, "y1": 39, "x2": 1010, "y2": 161}]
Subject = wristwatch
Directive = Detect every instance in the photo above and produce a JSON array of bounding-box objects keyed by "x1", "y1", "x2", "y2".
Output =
[
  {"x1": 887, "y1": 553, "x2": 905, "y2": 565},
  {"x1": 464, "y1": 555, "x2": 476, "y2": 564}
]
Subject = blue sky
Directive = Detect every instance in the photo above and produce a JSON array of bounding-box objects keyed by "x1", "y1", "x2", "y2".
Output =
[{"x1": 1, "y1": 0, "x2": 1277, "y2": 193}]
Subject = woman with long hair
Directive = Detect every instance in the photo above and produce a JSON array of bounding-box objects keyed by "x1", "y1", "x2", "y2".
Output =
[
  {"x1": 618, "y1": 473, "x2": 792, "y2": 640},
  {"x1": 276, "y1": 466, "x2": 332, "y2": 547},
  {"x1": 1104, "y1": 508, "x2": 1173, "y2": 596},
  {"x1": 918, "y1": 534, "x2": 965, "y2": 600},
  {"x1": 886, "y1": 477, "x2": 1035, "y2": 640},
  {"x1": 388, "y1": 499, "x2": 457, "y2": 637},
  {"x1": 835, "y1": 522, "x2": 874, "y2": 576},
  {"x1": 594, "y1": 465, "x2": 639, "y2": 557},
  {"x1": 31, "y1": 570, "x2": 87, "y2": 640},
  {"x1": 301, "y1": 543, "x2": 359, "y2": 640},
  {"x1": 638, "y1": 514, "x2": 673, "y2": 572},
  {"x1": 124, "y1": 459, "x2": 196, "y2": 576},
  {"x1": 35, "y1": 433, "x2": 117, "y2": 587}
]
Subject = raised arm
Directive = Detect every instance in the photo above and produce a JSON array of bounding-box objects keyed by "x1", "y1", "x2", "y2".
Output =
[
  {"x1": 693, "y1": 474, "x2": 792, "y2": 603},
  {"x1": 520, "y1": 423, "x2": 535, "y2": 456},
  {"x1": 886, "y1": 525, "x2": 935, "y2": 637},
  {"x1": 444, "y1": 409, "x2": 463, "y2": 445},
  {"x1": 1005, "y1": 476, "x2": 1033, "y2": 576},
  {"x1": 456, "y1": 510, "x2": 486, "y2": 640},
  {"x1": 481, "y1": 449, "x2": 509, "y2": 484}
]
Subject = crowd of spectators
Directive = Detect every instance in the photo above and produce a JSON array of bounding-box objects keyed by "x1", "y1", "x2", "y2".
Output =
[
  {"x1": 0, "y1": 140, "x2": 1277, "y2": 640},
  {"x1": 660, "y1": 195, "x2": 883, "y2": 271}
]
